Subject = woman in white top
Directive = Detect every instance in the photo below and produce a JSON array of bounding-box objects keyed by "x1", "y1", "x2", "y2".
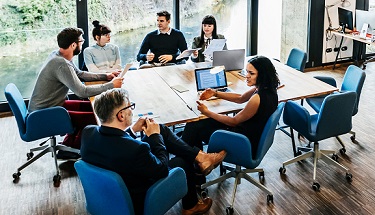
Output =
[
  {"x1": 83, "y1": 20, "x2": 122, "y2": 73},
  {"x1": 191, "y1": 15, "x2": 227, "y2": 62}
]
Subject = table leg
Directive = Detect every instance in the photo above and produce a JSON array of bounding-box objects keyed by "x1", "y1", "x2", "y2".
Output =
[{"x1": 333, "y1": 36, "x2": 344, "y2": 70}]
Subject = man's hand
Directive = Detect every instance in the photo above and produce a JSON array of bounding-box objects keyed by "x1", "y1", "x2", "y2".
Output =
[
  {"x1": 158, "y1": 55, "x2": 173, "y2": 64},
  {"x1": 106, "y1": 71, "x2": 119, "y2": 80},
  {"x1": 132, "y1": 117, "x2": 146, "y2": 133},
  {"x1": 111, "y1": 77, "x2": 124, "y2": 88},
  {"x1": 142, "y1": 118, "x2": 160, "y2": 137},
  {"x1": 192, "y1": 50, "x2": 199, "y2": 58},
  {"x1": 146, "y1": 52, "x2": 155, "y2": 62},
  {"x1": 199, "y1": 88, "x2": 216, "y2": 100},
  {"x1": 196, "y1": 100, "x2": 209, "y2": 115}
]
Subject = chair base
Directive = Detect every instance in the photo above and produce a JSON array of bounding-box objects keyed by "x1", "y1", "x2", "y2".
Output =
[
  {"x1": 336, "y1": 130, "x2": 357, "y2": 155},
  {"x1": 280, "y1": 142, "x2": 352, "y2": 191},
  {"x1": 13, "y1": 136, "x2": 80, "y2": 187},
  {"x1": 201, "y1": 165, "x2": 273, "y2": 210}
]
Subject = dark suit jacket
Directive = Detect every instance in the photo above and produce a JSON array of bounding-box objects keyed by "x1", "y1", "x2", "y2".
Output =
[
  {"x1": 191, "y1": 34, "x2": 227, "y2": 62},
  {"x1": 80, "y1": 125, "x2": 169, "y2": 195}
]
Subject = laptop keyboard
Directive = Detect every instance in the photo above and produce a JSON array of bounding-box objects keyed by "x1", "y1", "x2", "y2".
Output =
[{"x1": 217, "y1": 88, "x2": 229, "y2": 92}]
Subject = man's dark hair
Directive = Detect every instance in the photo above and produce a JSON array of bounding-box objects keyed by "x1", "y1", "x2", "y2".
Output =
[
  {"x1": 57, "y1": 27, "x2": 84, "y2": 49},
  {"x1": 157, "y1": 10, "x2": 171, "y2": 21},
  {"x1": 92, "y1": 20, "x2": 111, "y2": 41}
]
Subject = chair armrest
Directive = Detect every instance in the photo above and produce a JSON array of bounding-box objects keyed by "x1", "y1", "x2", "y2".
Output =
[
  {"x1": 313, "y1": 76, "x2": 337, "y2": 87},
  {"x1": 25, "y1": 106, "x2": 74, "y2": 140},
  {"x1": 283, "y1": 101, "x2": 312, "y2": 138},
  {"x1": 207, "y1": 130, "x2": 252, "y2": 168},
  {"x1": 143, "y1": 167, "x2": 187, "y2": 215}
]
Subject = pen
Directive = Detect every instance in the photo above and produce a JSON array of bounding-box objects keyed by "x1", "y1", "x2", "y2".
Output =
[{"x1": 186, "y1": 104, "x2": 193, "y2": 111}]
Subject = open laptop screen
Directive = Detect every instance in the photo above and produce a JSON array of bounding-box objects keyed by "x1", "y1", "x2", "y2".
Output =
[{"x1": 195, "y1": 67, "x2": 228, "y2": 91}]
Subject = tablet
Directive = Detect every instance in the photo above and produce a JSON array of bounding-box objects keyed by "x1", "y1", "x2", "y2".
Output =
[{"x1": 119, "y1": 63, "x2": 133, "y2": 78}]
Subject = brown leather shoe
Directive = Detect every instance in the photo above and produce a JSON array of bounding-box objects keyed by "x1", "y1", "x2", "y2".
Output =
[
  {"x1": 197, "y1": 150, "x2": 227, "y2": 176},
  {"x1": 182, "y1": 197, "x2": 213, "y2": 215}
]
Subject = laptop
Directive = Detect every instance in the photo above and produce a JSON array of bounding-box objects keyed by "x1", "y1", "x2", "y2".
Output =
[
  {"x1": 213, "y1": 49, "x2": 245, "y2": 71},
  {"x1": 194, "y1": 66, "x2": 231, "y2": 93}
]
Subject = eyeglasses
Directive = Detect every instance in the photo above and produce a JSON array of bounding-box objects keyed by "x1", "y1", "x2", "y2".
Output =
[
  {"x1": 77, "y1": 39, "x2": 85, "y2": 44},
  {"x1": 116, "y1": 102, "x2": 136, "y2": 116}
]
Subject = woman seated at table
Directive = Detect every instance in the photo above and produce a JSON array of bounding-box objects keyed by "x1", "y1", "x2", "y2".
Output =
[
  {"x1": 182, "y1": 56, "x2": 279, "y2": 170},
  {"x1": 83, "y1": 20, "x2": 122, "y2": 73},
  {"x1": 191, "y1": 15, "x2": 227, "y2": 62}
]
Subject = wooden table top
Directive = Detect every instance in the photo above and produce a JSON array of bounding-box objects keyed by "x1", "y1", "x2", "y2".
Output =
[{"x1": 88, "y1": 60, "x2": 338, "y2": 126}]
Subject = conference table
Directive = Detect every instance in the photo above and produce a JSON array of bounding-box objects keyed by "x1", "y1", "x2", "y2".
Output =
[{"x1": 115, "y1": 59, "x2": 338, "y2": 126}]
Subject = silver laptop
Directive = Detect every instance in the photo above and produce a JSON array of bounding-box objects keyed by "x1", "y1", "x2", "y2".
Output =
[
  {"x1": 194, "y1": 66, "x2": 231, "y2": 93},
  {"x1": 213, "y1": 49, "x2": 245, "y2": 71}
]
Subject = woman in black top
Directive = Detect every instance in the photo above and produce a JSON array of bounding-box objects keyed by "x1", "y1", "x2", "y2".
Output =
[
  {"x1": 182, "y1": 56, "x2": 279, "y2": 160},
  {"x1": 191, "y1": 15, "x2": 227, "y2": 62}
]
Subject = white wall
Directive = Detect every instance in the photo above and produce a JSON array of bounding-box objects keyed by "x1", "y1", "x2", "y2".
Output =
[{"x1": 322, "y1": 0, "x2": 356, "y2": 64}]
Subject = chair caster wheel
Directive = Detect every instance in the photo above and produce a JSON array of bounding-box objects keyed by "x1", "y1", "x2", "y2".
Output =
[
  {"x1": 350, "y1": 135, "x2": 356, "y2": 142},
  {"x1": 339, "y1": 148, "x2": 346, "y2": 155},
  {"x1": 53, "y1": 174, "x2": 61, "y2": 187},
  {"x1": 279, "y1": 167, "x2": 286, "y2": 174},
  {"x1": 259, "y1": 171, "x2": 264, "y2": 177},
  {"x1": 226, "y1": 206, "x2": 234, "y2": 215},
  {"x1": 26, "y1": 152, "x2": 34, "y2": 160},
  {"x1": 296, "y1": 150, "x2": 302, "y2": 156},
  {"x1": 200, "y1": 188, "x2": 208, "y2": 199},
  {"x1": 13, "y1": 172, "x2": 21, "y2": 183},
  {"x1": 312, "y1": 182, "x2": 320, "y2": 191},
  {"x1": 331, "y1": 154, "x2": 339, "y2": 162},
  {"x1": 267, "y1": 194, "x2": 273, "y2": 204},
  {"x1": 346, "y1": 173, "x2": 353, "y2": 182}
]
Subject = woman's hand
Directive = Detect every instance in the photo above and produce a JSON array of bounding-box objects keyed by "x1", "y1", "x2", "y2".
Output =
[
  {"x1": 196, "y1": 100, "x2": 209, "y2": 115},
  {"x1": 199, "y1": 88, "x2": 216, "y2": 100},
  {"x1": 192, "y1": 50, "x2": 199, "y2": 58}
]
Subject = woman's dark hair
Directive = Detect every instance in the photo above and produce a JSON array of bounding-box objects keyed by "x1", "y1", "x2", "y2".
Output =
[
  {"x1": 92, "y1": 20, "x2": 111, "y2": 41},
  {"x1": 198, "y1": 15, "x2": 218, "y2": 47},
  {"x1": 248, "y1": 56, "x2": 280, "y2": 93}
]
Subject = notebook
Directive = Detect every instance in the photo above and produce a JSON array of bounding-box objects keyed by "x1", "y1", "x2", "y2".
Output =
[
  {"x1": 213, "y1": 49, "x2": 245, "y2": 71},
  {"x1": 194, "y1": 66, "x2": 231, "y2": 93}
]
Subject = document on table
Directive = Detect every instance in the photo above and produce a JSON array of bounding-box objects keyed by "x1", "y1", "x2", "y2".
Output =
[
  {"x1": 176, "y1": 48, "x2": 202, "y2": 60},
  {"x1": 202, "y1": 39, "x2": 227, "y2": 55}
]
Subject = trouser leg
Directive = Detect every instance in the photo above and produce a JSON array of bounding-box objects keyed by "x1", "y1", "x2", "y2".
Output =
[{"x1": 169, "y1": 156, "x2": 198, "y2": 210}]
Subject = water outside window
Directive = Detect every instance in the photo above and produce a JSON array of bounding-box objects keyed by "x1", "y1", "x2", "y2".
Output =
[{"x1": 0, "y1": 0, "x2": 247, "y2": 102}]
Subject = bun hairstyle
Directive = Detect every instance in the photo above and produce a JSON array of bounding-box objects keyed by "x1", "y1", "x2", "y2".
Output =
[{"x1": 92, "y1": 20, "x2": 111, "y2": 41}]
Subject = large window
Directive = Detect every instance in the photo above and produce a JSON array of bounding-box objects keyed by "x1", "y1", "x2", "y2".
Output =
[
  {"x1": 87, "y1": 0, "x2": 173, "y2": 65},
  {"x1": 0, "y1": 0, "x2": 77, "y2": 102},
  {"x1": 180, "y1": 0, "x2": 247, "y2": 52}
]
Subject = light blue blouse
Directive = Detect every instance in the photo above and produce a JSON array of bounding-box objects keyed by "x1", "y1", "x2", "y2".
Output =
[{"x1": 83, "y1": 43, "x2": 122, "y2": 73}]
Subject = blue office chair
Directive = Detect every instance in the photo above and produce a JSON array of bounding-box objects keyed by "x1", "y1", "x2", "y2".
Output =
[
  {"x1": 286, "y1": 48, "x2": 307, "y2": 72},
  {"x1": 201, "y1": 103, "x2": 285, "y2": 214},
  {"x1": 306, "y1": 65, "x2": 366, "y2": 154},
  {"x1": 5, "y1": 83, "x2": 79, "y2": 186},
  {"x1": 74, "y1": 160, "x2": 187, "y2": 215},
  {"x1": 280, "y1": 91, "x2": 357, "y2": 191}
]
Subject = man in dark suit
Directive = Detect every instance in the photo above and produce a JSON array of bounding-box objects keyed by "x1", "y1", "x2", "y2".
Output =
[{"x1": 80, "y1": 88, "x2": 226, "y2": 215}]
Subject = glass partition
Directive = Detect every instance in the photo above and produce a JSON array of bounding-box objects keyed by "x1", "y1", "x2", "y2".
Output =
[{"x1": 0, "y1": 0, "x2": 77, "y2": 102}]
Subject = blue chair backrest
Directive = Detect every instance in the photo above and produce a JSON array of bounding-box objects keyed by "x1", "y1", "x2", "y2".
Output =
[
  {"x1": 316, "y1": 91, "x2": 357, "y2": 140},
  {"x1": 286, "y1": 48, "x2": 307, "y2": 72},
  {"x1": 341, "y1": 65, "x2": 366, "y2": 115},
  {"x1": 255, "y1": 102, "x2": 285, "y2": 163},
  {"x1": 207, "y1": 103, "x2": 285, "y2": 169},
  {"x1": 4, "y1": 83, "x2": 28, "y2": 136},
  {"x1": 74, "y1": 160, "x2": 135, "y2": 215}
]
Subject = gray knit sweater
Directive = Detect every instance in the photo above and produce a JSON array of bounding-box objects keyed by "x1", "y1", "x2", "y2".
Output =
[{"x1": 28, "y1": 50, "x2": 113, "y2": 112}]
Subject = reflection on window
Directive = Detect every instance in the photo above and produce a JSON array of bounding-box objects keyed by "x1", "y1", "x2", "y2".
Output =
[
  {"x1": 0, "y1": 0, "x2": 77, "y2": 102},
  {"x1": 180, "y1": 0, "x2": 247, "y2": 53},
  {"x1": 87, "y1": 0, "x2": 173, "y2": 65}
]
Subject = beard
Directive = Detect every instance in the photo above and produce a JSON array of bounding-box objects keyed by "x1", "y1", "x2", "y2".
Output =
[{"x1": 73, "y1": 45, "x2": 81, "y2": 56}]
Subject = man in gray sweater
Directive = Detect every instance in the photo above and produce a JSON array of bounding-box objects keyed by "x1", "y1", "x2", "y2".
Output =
[{"x1": 28, "y1": 27, "x2": 123, "y2": 150}]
